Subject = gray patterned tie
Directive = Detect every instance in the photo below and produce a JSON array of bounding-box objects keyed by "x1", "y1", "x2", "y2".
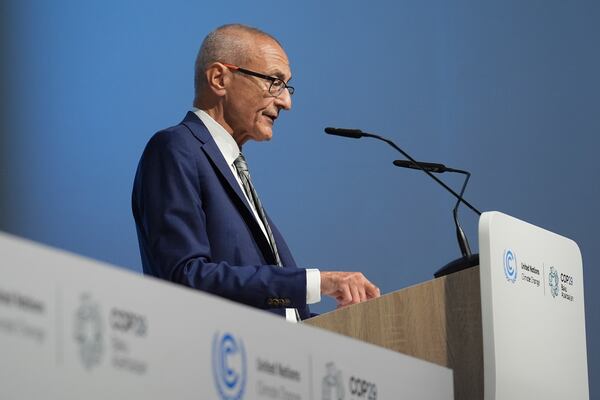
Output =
[
  {"x1": 233, "y1": 153, "x2": 300, "y2": 321},
  {"x1": 233, "y1": 153, "x2": 282, "y2": 266}
]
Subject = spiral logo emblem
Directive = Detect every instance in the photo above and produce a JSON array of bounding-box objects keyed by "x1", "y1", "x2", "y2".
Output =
[
  {"x1": 74, "y1": 293, "x2": 104, "y2": 370},
  {"x1": 549, "y1": 266, "x2": 560, "y2": 298},
  {"x1": 212, "y1": 332, "x2": 247, "y2": 400},
  {"x1": 503, "y1": 249, "x2": 517, "y2": 283}
]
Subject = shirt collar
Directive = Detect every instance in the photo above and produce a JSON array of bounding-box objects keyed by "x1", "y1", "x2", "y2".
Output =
[{"x1": 193, "y1": 108, "x2": 241, "y2": 166}]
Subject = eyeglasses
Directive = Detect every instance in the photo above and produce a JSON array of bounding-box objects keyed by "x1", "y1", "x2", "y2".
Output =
[{"x1": 222, "y1": 63, "x2": 295, "y2": 97}]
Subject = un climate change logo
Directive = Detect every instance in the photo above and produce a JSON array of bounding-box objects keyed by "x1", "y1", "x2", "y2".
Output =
[
  {"x1": 212, "y1": 332, "x2": 247, "y2": 400},
  {"x1": 503, "y1": 249, "x2": 517, "y2": 283}
]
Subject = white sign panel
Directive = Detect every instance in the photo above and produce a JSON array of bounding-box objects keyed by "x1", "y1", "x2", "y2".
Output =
[
  {"x1": 479, "y1": 211, "x2": 588, "y2": 400},
  {"x1": 0, "y1": 232, "x2": 453, "y2": 399}
]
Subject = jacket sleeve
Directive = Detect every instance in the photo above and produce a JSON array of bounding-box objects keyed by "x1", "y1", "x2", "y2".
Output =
[{"x1": 133, "y1": 130, "x2": 309, "y2": 311}]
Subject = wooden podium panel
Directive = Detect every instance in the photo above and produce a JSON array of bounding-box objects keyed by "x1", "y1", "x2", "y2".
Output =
[{"x1": 305, "y1": 266, "x2": 483, "y2": 400}]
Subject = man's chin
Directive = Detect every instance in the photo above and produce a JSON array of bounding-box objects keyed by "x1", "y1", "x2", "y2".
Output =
[{"x1": 254, "y1": 128, "x2": 273, "y2": 142}]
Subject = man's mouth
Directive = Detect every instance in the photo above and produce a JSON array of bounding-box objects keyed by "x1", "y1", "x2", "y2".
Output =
[{"x1": 263, "y1": 113, "x2": 277, "y2": 124}]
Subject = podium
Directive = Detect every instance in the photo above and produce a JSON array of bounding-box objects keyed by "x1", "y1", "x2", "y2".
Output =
[
  {"x1": 305, "y1": 211, "x2": 589, "y2": 400},
  {"x1": 306, "y1": 265, "x2": 483, "y2": 399},
  {"x1": 0, "y1": 211, "x2": 588, "y2": 399}
]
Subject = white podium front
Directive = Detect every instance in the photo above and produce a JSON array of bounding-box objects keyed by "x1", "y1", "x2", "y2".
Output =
[
  {"x1": 0, "y1": 232, "x2": 452, "y2": 399},
  {"x1": 479, "y1": 212, "x2": 589, "y2": 399}
]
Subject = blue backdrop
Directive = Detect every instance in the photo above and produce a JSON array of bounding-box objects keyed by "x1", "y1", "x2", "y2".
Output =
[{"x1": 2, "y1": 0, "x2": 598, "y2": 395}]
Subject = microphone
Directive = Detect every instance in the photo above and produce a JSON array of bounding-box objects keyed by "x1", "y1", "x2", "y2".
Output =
[
  {"x1": 324, "y1": 126, "x2": 481, "y2": 278},
  {"x1": 393, "y1": 160, "x2": 448, "y2": 173},
  {"x1": 324, "y1": 127, "x2": 481, "y2": 215},
  {"x1": 324, "y1": 127, "x2": 364, "y2": 139},
  {"x1": 393, "y1": 159, "x2": 478, "y2": 277}
]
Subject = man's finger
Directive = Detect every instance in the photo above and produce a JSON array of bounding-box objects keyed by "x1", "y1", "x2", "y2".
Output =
[
  {"x1": 338, "y1": 285, "x2": 352, "y2": 306},
  {"x1": 366, "y1": 282, "x2": 380, "y2": 298},
  {"x1": 350, "y1": 285, "x2": 361, "y2": 305},
  {"x1": 358, "y1": 286, "x2": 367, "y2": 302}
]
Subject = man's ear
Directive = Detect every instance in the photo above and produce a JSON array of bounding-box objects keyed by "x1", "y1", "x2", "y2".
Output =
[{"x1": 205, "y1": 62, "x2": 229, "y2": 97}]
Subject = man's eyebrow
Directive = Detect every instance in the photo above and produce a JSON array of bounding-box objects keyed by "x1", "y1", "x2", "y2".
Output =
[{"x1": 267, "y1": 69, "x2": 291, "y2": 81}]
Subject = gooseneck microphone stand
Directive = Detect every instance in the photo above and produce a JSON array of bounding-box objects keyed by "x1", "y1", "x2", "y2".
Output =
[{"x1": 325, "y1": 127, "x2": 481, "y2": 277}]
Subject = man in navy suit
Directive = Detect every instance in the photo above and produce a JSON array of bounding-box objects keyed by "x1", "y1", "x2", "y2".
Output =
[{"x1": 132, "y1": 24, "x2": 379, "y2": 321}]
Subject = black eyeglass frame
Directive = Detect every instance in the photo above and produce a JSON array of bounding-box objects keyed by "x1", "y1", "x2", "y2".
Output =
[{"x1": 222, "y1": 63, "x2": 295, "y2": 96}]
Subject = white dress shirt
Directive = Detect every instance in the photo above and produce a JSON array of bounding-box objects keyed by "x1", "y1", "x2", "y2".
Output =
[{"x1": 193, "y1": 109, "x2": 321, "y2": 322}]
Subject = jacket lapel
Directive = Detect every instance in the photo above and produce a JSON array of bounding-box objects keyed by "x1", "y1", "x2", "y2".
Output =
[{"x1": 181, "y1": 112, "x2": 277, "y2": 264}]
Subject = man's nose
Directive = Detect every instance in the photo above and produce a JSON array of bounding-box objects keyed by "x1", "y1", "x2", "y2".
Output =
[{"x1": 275, "y1": 88, "x2": 292, "y2": 110}]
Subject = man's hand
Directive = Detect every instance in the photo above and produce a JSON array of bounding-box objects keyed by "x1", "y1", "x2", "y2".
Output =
[{"x1": 320, "y1": 271, "x2": 381, "y2": 307}]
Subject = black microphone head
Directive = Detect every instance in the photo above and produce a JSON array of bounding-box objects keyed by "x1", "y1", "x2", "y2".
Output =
[
  {"x1": 393, "y1": 160, "x2": 413, "y2": 168},
  {"x1": 324, "y1": 127, "x2": 363, "y2": 139},
  {"x1": 393, "y1": 159, "x2": 447, "y2": 173}
]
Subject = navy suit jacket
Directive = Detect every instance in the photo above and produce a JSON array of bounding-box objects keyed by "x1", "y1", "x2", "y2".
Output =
[{"x1": 132, "y1": 112, "x2": 311, "y2": 319}]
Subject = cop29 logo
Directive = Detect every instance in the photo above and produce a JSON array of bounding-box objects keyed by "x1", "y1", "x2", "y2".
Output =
[
  {"x1": 212, "y1": 332, "x2": 247, "y2": 400},
  {"x1": 548, "y1": 266, "x2": 560, "y2": 298},
  {"x1": 73, "y1": 293, "x2": 104, "y2": 370},
  {"x1": 503, "y1": 249, "x2": 517, "y2": 283},
  {"x1": 322, "y1": 362, "x2": 345, "y2": 400}
]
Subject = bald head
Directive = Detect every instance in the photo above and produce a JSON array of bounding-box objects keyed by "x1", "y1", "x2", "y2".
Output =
[{"x1": 193, "y1": 24, "x2": 282, "y2": 105}]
